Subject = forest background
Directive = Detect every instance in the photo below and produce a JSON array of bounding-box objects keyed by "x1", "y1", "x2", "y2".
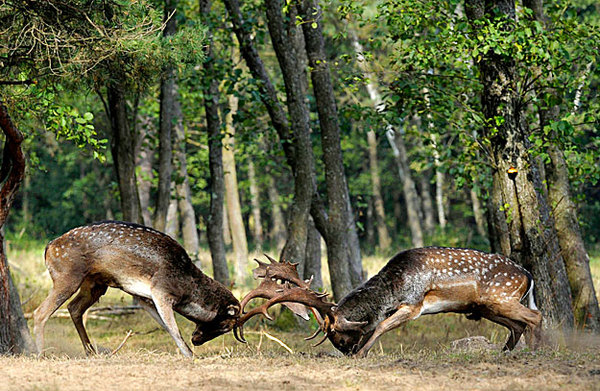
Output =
[{"x1": 0, "y1": 0, "x2": 599, "y2": 362}]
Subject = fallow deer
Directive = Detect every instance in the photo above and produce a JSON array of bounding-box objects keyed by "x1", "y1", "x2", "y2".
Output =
[
  {"x1": 34, "y1": 221, "x2": 242, "y2": 357},
  {"x1": 238, "y1": 247, "x2": 543, "y2": 357}
]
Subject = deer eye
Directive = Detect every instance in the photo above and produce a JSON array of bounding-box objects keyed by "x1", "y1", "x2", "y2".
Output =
[{"x1": 227, "y1": 304, "x2": 239, "y2": 316}]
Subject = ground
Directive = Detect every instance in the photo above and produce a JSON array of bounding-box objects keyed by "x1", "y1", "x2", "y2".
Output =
[{"x1": 1, "y1": 311, "x2": 599, "y2": 390}]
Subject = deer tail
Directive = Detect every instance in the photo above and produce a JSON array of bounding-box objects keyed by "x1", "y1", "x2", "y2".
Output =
[{"x1": 522, "y1": 271, "x2": 538, "y2": 311}]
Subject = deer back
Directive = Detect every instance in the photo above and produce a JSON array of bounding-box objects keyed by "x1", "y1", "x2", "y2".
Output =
[{"x1": 45, "y1": 221, "x2": 237, "y2": 319}]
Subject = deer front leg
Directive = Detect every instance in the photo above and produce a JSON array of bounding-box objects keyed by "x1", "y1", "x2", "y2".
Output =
[
  {"x1": 136, "y1": 296, "x2": 169, "y2": 331},
  {"x1": 67, "y1": 279, "x2": 108, "y2": 355},
  {"x1": 151, "y1": 291, "x2": 195, "y2": 358},
  {"x1": 354, "y1": 303, "x2": 422, "y2": 358}
]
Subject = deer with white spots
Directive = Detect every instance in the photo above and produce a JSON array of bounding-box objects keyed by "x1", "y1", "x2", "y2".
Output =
[
  {"x1": 33, "y1": 221, "x2": 243, "y2": 357},
  {"x1": 236, "y1": 247, "x2": 543, "y2": 357}
]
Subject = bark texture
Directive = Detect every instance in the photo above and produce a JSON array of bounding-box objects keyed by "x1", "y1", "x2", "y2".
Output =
[
  {"x1": 107, "y1": 84, "x2": 142, "y2": 223},
  {"x1": 154, "y1": 0, "x2": 177, "y2": 232},
  {"x1": 0, "y1": 102, "x2": 35, "y2": 355},
  {"x1": 525, "y1": 0, "x2": 600, "y2": 332},
  {"x1": 467, "y1": 0, "x2": 574, "y2": 329},
  {"x1": 298, "y1": 0, "x2": 364, "y2": 297},
  {"x1": 265, "y1": 0, "x2": 313, "y2": 271}
]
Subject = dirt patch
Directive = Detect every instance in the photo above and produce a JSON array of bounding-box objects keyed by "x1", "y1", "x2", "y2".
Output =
[{"x1": 2, "y1": 347, "x2": 599, "y2": 391}]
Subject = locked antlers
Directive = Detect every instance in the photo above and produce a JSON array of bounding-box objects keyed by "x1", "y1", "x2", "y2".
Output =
[
  {"x1": 235, "y1": 254, "x2": 366, "y2": 345},
  {"x1": 235, "y1": 255, "x2": 333, "y2": 343}
]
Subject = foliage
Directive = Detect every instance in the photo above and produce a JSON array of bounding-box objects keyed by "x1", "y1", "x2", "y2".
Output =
[{"x1": 0, "y1": 0, "x2": 598, "y2": 251}]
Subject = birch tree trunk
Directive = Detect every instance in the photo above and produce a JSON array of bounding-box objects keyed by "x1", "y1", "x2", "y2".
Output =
[
  {"x1": 367, "y1": 130, "x2": 392, "y2": 251},
  {"x1": 386, "y1": 128, "x2": 424, "y2": 247}
]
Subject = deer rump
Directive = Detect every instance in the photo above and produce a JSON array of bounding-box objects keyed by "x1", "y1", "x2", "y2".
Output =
[{"x1": 237, "y1": 247, "x2": 543, "y2": 357}]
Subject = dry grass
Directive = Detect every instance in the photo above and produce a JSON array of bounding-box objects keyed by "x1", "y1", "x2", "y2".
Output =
[{"x1": 4, "y1": 244, "x2": 600, "y2": 390}]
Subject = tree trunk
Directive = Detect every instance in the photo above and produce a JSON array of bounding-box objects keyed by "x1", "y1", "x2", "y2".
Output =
[
  {"x1": 223, "y1": 93, "x2": 248, "y2": 285},
  {"x1": 367, "y1": 130, "x2": 391, "y2": 251},
  {"x1": 134, "y1": 112, "x2": 154, "y2": 227},
  {"x1": 247, "y1": 159, "x2": 264, "y2": 251},
  {"x1": 173, "y1": 118, "x2": 199, "y2": 258},
  {"x1": 546, "y1": 145, "x2": 600, "y2": 330},
  {"x1": 466, "y1": 0, "x2": 574, "y2": 329},
  {"x1": 154, "y1": 0, "x2": 178, "y2": 231},
  {"x1": 168, "y1": 59, "x2": 199, "y2": 257},
  {"x1": 349, "y1": 27, "x2": 394, "y2": 247},
  {"x1": 418, "y1": 173, "x2": 436, "y2": 235},
  {"x1": 201, "y1": 0, "x2": 229, "y2": 286},
  {"x1": 165, "y1": 197, "x2": 179, "y2": 238},
  {"x1": 265, "y1": 0, "x2": 313, "y2": 273},
  {"x1": 524, "y1": 0, "x2": 600, "y2": 332},
  {"x1": 470, "y1": 187, "x2": 487, "y2": 237},
  {"x1": 298, "y1": 0, "x2": 363, "y2": 296},
  {"x1": 304, "y1": 216, "x2": 323, "y2": 290},
  {"x1": 431, "y1": 134, "x2": 447, "y2": 229},
  {"x1": 267, "y1": 173, "x2": 286, "y2": 252},
  {"x1": 223, "y1": 0, "x2": 296, "y2": 169},
  {"x1": 386, "y1": 127, "x2": 424, "y2": 247},
  {"x1": 0, "y1": 102, "x2": 35, "y2": 355},
  {"x1": 349, "y1": 28, "x2": 423, "y2": 248},
  {"x1": 107, "y1": 83, "x2": 142, "y2": 223}
]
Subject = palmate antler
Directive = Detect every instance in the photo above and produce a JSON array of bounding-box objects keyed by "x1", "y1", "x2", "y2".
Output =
[
  {"x1": 234, "y1": 254, "x2": 366, "y2": 346},
  {"x1": 234, "y1": 254, "x2": 334, "y2": 343},
  {"x1": 235, "y1": 280, "x2": 336, "y2": 343}
]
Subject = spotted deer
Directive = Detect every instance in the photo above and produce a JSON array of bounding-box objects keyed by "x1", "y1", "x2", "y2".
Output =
[
  {"x1": 237, "y1": 247, "x2": 543, "y2": 357},
  {"x1": 33, "y1": 221, "x2": 242, "y2": 357}
]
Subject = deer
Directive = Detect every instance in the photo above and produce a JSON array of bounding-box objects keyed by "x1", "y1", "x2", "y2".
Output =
[
  {"x1": 33, "y1": 221, "x2": 244, "y2": 358},
  {"x1": 236, "y1": 247, "x2": 543, "y2": 357}
]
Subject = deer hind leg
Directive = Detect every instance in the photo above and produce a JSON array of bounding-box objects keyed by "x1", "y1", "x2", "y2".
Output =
[
  {"x1": 150, "y1": 290, "x2": 194, "y2": 358},
  {"x1": 354, "y1": 303, "x2": 422, "y2": 358},
  {"x1": 484, "y1": 301, "x2": 542, "y2": 351},
  {"x1": 33, "y1": 280, "x2": 82, "y2": 355},
  {"x1": 67, "y1": 279, "x2": 108, "y2": 355},
  {"x1": 484, "y1": 314, "x2": 526, "y2": 351}
]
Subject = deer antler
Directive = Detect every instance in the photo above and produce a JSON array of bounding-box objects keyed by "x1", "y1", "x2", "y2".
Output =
[
  {"x1": 251, "y1": 254, "x2": 310, "y2": 288},
  {"x1": 236, "y1": 281, "x2": 336, "y2": 343},
  {"x1": 235, "y1": 255, "x2": 317, "y2": 343}
]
